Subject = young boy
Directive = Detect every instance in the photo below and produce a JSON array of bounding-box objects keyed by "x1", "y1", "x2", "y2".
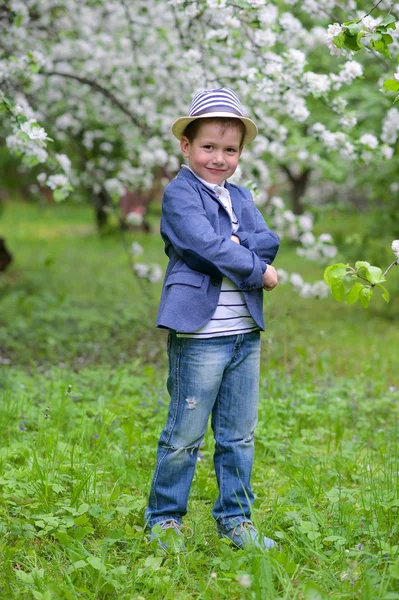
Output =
[{"x1": 145, "y1": 88, "x2": 280, "y2": 550}]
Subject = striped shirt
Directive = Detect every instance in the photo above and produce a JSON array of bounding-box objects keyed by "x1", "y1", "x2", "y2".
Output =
[{"x1": 177, "y1": 166, "x2": 259, "y2": 339}]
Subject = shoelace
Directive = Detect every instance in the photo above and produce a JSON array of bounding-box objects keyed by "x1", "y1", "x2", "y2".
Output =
[
  {"x1": 161, "y1": 519, "x2": 194, "y2": 538},
  {"x1": 232, "y1": 521, "x2": 257, "y2": 537}
]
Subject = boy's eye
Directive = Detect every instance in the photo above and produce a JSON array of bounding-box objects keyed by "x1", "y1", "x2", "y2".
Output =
[
  {"x1": 203, "y1": 145, "x2": 213, "y2": 150},
  {"x1": 227, "y1": 148, "x2": 237, "y2": 153}
]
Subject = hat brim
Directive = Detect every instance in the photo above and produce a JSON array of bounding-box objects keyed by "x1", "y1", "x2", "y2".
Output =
[{"x1": 172, "y1": 112, "x2": 258, "y2": 146}]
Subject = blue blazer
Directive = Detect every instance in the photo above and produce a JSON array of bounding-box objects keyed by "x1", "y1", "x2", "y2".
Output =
[{"x1": 156, "y1": 168, "x2": 280, "y2": 332}]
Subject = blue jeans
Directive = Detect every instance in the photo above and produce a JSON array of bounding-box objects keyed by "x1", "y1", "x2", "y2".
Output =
[{"x1": 145, "y1": 330, "x2": 261, "y2": 531}]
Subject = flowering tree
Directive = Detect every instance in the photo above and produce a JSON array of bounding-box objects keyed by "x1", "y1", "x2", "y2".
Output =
[{"x1": 1, "y1": 0, "x2": 398, "y2": 293}]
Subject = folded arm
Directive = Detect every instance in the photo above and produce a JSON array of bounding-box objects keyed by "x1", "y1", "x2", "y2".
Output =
[
  {"x1": 236, "y1": 201, "x2": 280, "y2": 265},
  {"x1": 161, "y1": 179, "x2": 268, "y2": 290}
]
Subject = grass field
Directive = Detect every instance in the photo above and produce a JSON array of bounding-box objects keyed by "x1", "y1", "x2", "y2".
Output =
[{"x1": 0, "y1": 200, "x2": 399, "y2": 599}]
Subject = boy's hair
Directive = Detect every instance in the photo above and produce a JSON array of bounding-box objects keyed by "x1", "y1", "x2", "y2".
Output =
[{"x1": 183, "y1": 117, "x2": 246, "y2": 148}]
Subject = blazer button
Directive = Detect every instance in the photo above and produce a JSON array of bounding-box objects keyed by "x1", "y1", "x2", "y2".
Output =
[{"x1": 211, "y1": 278, "x2": 220, "y2": 286}]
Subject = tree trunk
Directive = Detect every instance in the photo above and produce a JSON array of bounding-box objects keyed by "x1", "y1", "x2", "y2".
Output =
[
  {"x1": 0, "y1": 238, "x2": 13, "y2": 272},
  {"x1": 92, "y1": 189, "x2": 109, "y2": 230},
  {"x1": 282, "y1": 166, "x2": 312, "y2": 215}
]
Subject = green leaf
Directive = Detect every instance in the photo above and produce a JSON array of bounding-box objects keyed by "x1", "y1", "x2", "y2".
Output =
[
  {"x1": 324, "y1": 263, "x2": 348, "y2": 286},
  {"x1": 355, "y1": 261, "x2": 383, "y2": 284},
  {"x1": 74, "y1": 514, "x2": 89, "y2": 526},
  {"x1": 383, "y1": 79, "x2": 399, "y2": 93},
  {"x1": 372, "y1": 40, "x2": 391, "y2": 58},
  {"x1": 359, "y1": 287, "x2": 373, "y2": 308},
  {"x1": 366, "y1": 266, "x2": 384, "y2": 284},
  {"x1": 379, "y1": 14, "x2": 397, "y2": 27},
  {"x1": 377, "y1": 284, "x2": 390, "y2": 303},
  {"x1": 382, "y1": 34, "x2": 394, "y2": 45},
  {"x1": 89, "y1": 504, "x2": 103, "y2": 518},
  {"x1": 323, "y1": 535, "x2": 346, "y2": 545},
  {"x1": 333, "y1": 32, "x2": 346, "y2": 49},
  {"x1": 144, "y1": 555, "x2": 163, "y2": 570},
  {"x1": 87, "y1": 556, "x2": 107, "y2": 573},
  {"x1": 346, "y1": 282, "x2": 364, "y2": 305},
  {"x1": 72, "y1": 560, "x2": 87, "y2": 570},
  {"x1": 303, "y1": 581, "x2": 328, "y2": 600},
  {"x1": 77, "y1": 503, "x2": 89, "y2": 515},
  {"x1": 344, "y1": 22, "x2": 362, "y2": 35},
  {"x1": 390, "y1": 563, "x2": 399, "y2": 579},
  {"x1": 332, "y1": 280, "x2": 345, "y2": 302},
  {"x1": 343, "y1": 33, "x2": 363, "y2": 52}
]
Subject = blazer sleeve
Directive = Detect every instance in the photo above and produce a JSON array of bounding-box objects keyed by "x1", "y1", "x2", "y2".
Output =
[
  {"x1": 236, "y1": 192, "x2": 280, "y2": 264},
  {"x1": 161, "y1": 179, "x2": 266, "y2": 290}
]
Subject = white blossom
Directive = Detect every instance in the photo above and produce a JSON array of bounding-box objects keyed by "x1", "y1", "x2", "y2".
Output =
[
  {"x1": 104, "y1": 178, "x2": 125, "y2": 197},
  {"x1": 20, "y1": 119, "x2": 48, "y2": 142},
  {"x1": 148, "y1": 264, "x2": 163, "y2": 283},
  {"x1": 392, "y1": 240, "x2": 399, "y2": 259},
  {"x1": 131, "y1": 242, "x2": 144, "y2": 256},
  {"x1": 298, "y1": 214, "x2": 313, "y2": 231},
  {"x1": 126, "y1": 212, "x2": 144, "y2": 226},
  {"x1": 359, "y1": 133, "x2": 379, "y2": 149},
  {"x1": 319, "y1": 233, "x2": 333, "y2": 243},
  {"x1": 37, "y1": 173, "x2": 47, "y2": 184},
  {"x1": 56, "y1": 153, "x2": 72, "y2": 174},
  {"x1": 326, "y1": 23, "x2": 343, "y2": 56},
  {"x1": 381, "y1": 145, "x2": 393, "y2": 160},
  {"x1": 47, "y1": 174, "x2": 69, "y2": 190},
  {"x1": 290, "y1": 273, "x2": 304, "y2": 288},
  {"x1": 133, "y1": 263, "x2": 149, "y2": 278},
  {"x1": 276, "y1": 268, "x2": 289, "y2": 284},
  {"x1": 271, "y1": 196, "x2": 285, "y2": 210},
  {"x1": 300, "y1": 232, "x2": 316, "y2": 247}
]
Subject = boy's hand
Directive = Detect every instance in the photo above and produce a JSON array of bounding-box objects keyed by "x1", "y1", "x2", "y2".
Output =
[
  {"x1": 230, "y1": 235, "x2": 240, "y2": 244},
  {"x1": 263, "y1": 265, "x2": 278, "y2": 291}
]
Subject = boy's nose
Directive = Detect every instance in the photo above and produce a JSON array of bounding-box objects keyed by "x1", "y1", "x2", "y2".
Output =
[{"x1": 212, "y1": 152, "x2": 224, "y2": 164}]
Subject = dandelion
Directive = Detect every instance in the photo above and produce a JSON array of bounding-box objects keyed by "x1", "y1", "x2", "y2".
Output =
[{"x1": 238, "y1": 574, "x2": 252, "y2": 588}]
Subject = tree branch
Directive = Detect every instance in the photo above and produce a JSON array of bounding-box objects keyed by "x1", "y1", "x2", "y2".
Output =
[
  {"x1": 43, "y1": 70, "x2": 149, "y2": 135},
  {"x1": 356, "y1": 0, "x2": 385, "y2": 23}
]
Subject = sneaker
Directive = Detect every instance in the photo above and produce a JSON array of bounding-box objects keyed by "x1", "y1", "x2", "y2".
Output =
[
  {"x1": 149, "y1": 519, "x2": 189, "y2": 551},
  {"x1": 217, "y1": 521, "x2": 275, "y2": 550}
]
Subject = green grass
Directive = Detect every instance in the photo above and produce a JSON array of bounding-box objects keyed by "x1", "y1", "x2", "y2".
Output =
[{"x1": 0, "y1": 200, "x2": 399, "y2": 599}]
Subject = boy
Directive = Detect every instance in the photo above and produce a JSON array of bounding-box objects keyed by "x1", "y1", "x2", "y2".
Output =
[{"x1": 145, "y1": 88, "x2": 280, "y2": 550}]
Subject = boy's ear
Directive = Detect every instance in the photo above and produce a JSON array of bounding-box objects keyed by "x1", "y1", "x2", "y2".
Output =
[{"x1": 180, "y1": 136, "x2": 190, "y2": 157}]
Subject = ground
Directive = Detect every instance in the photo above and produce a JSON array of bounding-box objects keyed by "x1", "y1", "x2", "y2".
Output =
[{"x1": 0, "y1": 200, "x2": 398, "y2": 599}]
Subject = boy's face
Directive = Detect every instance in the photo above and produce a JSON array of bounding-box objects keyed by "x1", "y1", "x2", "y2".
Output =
[{"x1": 180, "y1": 121, "x2": 243, "y2": 185}]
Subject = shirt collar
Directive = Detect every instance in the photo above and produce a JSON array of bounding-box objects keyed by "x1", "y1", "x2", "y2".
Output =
[{"x1": 181, "y1": 164, "x2": 226, "y2": 192}]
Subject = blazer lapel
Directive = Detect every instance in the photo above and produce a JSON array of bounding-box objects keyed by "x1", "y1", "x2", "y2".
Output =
[
  {"x1": 178, "y1": 168, "x2": 240, "y2": 222},
  {"x1": 226, "y1": 183, "x2": 242, "y2": 223}
]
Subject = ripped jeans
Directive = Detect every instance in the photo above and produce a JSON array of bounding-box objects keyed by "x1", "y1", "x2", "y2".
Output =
[{"x1": 145, "y1": 330, "x2": 261, "y2": 531}]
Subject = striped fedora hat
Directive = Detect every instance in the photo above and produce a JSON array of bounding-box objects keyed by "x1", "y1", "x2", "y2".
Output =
[{"x1": 172, "y1": 88, "x2": 258, "y2": 146}]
